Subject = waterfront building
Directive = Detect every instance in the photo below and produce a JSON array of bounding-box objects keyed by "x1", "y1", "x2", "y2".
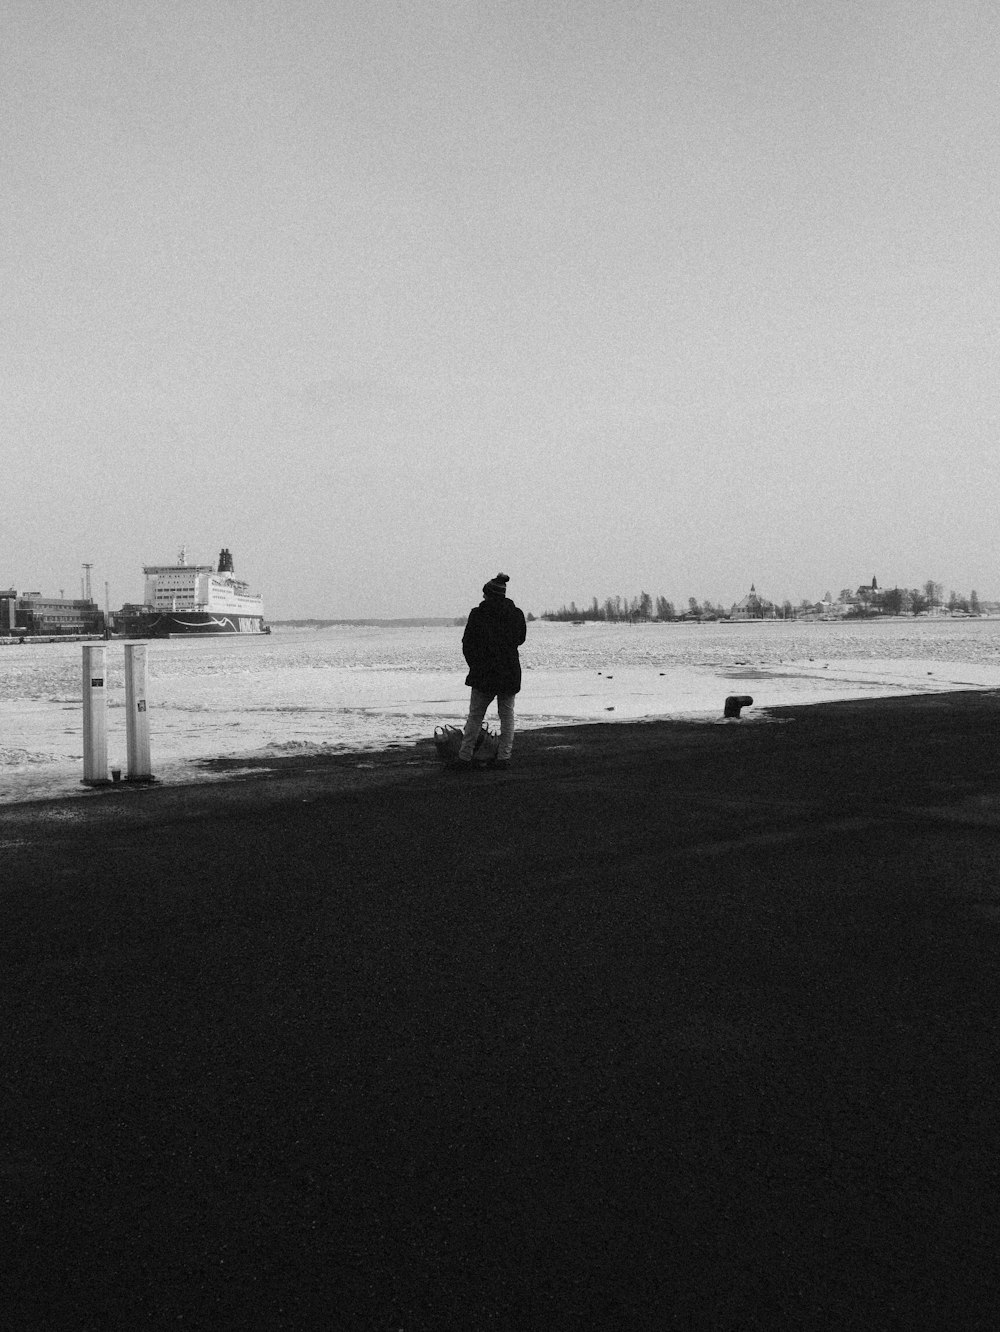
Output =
[
  {"x1": 1, "y1": 590, "x2": 17, "y2": 634},
  {"x1": 729, "y1": 584, "x2": 775, "y2": 621},
  {"x1": 816, "y1": 591, "x2": 851, "y2": 618},
  {"x1": 0, "y1": 590, "x2": 105, "y2": 637}
]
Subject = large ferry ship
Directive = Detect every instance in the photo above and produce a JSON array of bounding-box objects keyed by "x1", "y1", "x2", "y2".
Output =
[{"x1": 117, "y1": 548, "x2": 268, "y2": 638}]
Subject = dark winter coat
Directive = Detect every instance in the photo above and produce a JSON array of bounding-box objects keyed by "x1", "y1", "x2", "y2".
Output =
[{"x1": 462, "y1": 597, "x2": 527, "y2": 696}]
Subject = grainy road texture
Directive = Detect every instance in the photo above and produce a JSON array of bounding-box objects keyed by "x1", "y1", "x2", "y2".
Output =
[{"x1": 3, "y1": 694, "x2": 999, "y2": 1330}]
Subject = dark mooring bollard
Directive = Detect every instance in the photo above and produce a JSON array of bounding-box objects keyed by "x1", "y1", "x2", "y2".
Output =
[{"x1": 724, "y1": 694, "x2": 753, "y2": 719}]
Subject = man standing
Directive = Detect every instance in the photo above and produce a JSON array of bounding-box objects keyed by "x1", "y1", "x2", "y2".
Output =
[{"x1": 456, "y1": 573, "x2": 527, "y2": 769}]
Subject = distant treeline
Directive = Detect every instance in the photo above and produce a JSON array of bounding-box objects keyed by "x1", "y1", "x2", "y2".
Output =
[
  {"x1": 831, "y1": 584, "x2": 984, "y2": 617},
  {"x1": 542, "y1": 581, "x2": 988, "y2": 623},
  {"x1": 542, "y1": 594, "x2": 686, "y2": 622}
]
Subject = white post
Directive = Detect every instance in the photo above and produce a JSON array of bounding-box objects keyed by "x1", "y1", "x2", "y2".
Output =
[
  {"x1": 82, "y1": 645, "x2": 109, "y2": 785},
  {"x1": 124, "y1": 643, "x2": 152, "y2": 781}
]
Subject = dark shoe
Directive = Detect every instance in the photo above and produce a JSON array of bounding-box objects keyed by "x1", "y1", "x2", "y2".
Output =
[
  {"x1": 491, "y1": 758, "x2": 511, "y2": 770},
  {"x1": 445, "y1": 758, "x2": 473, "y2": 772}
]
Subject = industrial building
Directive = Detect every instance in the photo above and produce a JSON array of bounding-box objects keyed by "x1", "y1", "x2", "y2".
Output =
[{"x1": 0, "y1": 590, "x2": 105, "y2": 637}]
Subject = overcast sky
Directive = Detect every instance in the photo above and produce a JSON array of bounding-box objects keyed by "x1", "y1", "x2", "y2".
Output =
[{"x1": 3, "y1": 0, "x2": 998, "y2": 618}]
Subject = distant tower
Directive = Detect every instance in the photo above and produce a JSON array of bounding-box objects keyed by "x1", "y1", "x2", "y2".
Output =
[
  {"x1": 82, "y1": 563, "x2": 93, "y2": 601},
  {"x1": 218, "y1": 548, "x2": 234, "y2": 573},
  {"x1": 872, "y1": 576, "x2": 878, "y2": 590}
]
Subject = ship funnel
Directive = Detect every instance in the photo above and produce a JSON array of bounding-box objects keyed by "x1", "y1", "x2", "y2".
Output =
[{"x1": 218, "y1": 548, "x2": 234, "y2": 574}]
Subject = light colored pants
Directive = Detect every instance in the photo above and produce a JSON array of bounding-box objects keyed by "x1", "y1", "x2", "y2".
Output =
[{"x1": 459, "y1": 688, "x2": 516, "y2": 762}]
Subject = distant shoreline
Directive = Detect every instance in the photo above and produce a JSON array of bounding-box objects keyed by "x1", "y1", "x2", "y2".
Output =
[
  {"x1": 270, "y1": 617, "x2": 462, "y2": 628},
  {"x1": 271, "y1": 614, "x2": 1000, "y2": 630}
]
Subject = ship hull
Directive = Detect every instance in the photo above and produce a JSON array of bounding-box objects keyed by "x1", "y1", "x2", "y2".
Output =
[{"x1": 123, "y1": 612, "x2": 268, "y2": 638}]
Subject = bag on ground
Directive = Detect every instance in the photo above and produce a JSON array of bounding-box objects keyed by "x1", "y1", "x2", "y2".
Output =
[{"x1": 433, "y1": 724, "x2": 499, "y2": 764}]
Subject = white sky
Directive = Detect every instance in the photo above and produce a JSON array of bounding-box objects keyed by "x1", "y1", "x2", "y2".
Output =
[{"x1": 3, "y1": 0, "x2": 999, "y2": 618}]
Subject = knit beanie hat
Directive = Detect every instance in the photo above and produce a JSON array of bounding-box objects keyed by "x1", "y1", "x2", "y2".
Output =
[{"x1": 483, "y1": 572, "x2": 509, "y2": 599}]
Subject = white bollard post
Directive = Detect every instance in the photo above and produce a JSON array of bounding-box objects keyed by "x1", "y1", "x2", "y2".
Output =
[
  {"x1": 124, "y1": 643, "x2": 153, "y2": 782},
  {"x1": 82, "y1": 645, "x2": 109, "y2": 786}
]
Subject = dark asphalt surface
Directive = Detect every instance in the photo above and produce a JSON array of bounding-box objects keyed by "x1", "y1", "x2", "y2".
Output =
[{"x1": 2, "y1": 694, "x2": 999, "y2": 1329}]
